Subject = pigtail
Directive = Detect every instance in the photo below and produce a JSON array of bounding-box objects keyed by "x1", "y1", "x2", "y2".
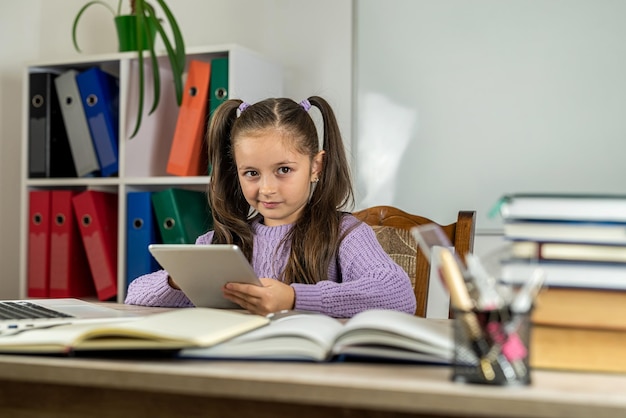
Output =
[
  {"x1": 284, "y1": 96, "x2": 356, "y2": 285},
  {"x1": 307, "y1": 96, "x2": 354, "y2": 211},
  {"x1": 206, "y1": 99, "x2": 255, "y2": 258}
]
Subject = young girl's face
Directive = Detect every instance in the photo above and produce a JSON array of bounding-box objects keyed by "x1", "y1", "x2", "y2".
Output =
[{"x1": 234, "y1": 130, "x2": 323, "y2": 226}]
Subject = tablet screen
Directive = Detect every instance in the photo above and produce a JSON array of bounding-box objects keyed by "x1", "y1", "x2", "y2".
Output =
[{"x1": 148, "y1": 244, "x2": 262, "y2": 309}]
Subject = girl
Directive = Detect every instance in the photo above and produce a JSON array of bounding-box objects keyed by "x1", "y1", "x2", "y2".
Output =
[{"x1": 125, "y1": 96, "x2": 416, "y2": 317}]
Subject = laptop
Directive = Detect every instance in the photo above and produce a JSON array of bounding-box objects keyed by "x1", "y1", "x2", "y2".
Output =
[
  {"x1": 0, "y1": 298, "x2": 139, "y2": 335},
  {"x1": 148, "y1": 244, "x2": 263, "y2": 309}
]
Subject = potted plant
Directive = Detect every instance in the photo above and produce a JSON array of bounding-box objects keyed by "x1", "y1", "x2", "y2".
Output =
[{"x1": 72, "y1": 0, "x2": 186, "y2": 138}]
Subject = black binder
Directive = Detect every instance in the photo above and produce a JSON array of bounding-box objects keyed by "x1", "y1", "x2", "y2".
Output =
[{"x1": 28, "y1": 72, "x2": 77, "y2": 178}]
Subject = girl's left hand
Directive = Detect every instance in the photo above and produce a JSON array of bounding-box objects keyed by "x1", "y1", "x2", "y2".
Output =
[{"x1": 222, "y1": 278, "x2": 295, "y2": 315}]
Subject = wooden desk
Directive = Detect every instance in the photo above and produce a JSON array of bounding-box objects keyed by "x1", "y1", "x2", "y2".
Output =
[
  {"x1": 1, "y1": 355, "x2": 626, "y2": 418},
  {"x1": 0, "y1": 306, "x2": 625, "y2": 417}
]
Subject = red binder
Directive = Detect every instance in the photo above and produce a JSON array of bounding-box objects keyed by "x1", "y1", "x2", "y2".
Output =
[
  {"x1": 49, "y1": 190, "x2": 96, "y2": 298},
  {"x1": 27, "y1": 190, "x2": 52, "y2": 297},
  {"x1": 166, "y1": 60, "x2": 211, "y2": 176},
  {"x1": 72, "y1": 190, "x2": 118, "y2": 301}
]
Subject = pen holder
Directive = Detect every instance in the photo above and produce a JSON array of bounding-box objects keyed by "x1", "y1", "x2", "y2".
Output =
[{"x1": 452, "y1": 306, "x2": 532, "y2": 385}]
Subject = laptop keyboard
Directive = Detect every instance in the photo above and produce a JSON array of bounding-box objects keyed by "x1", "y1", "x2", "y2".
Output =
[{"x1": 0, "y1": 301, "x2": 74, "y2": 320}]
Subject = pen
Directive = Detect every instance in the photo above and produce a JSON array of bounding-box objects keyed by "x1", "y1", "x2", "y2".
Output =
[
  {"x1": 465, "y1": 253, "x2": 503, "y2": 310},
  {"x1": 439, "y1": 248, "x2": 473, "y2": 311},
  {"x1": 511, "y1": 268, "x2": 545, "y2": 313},
  {"x1": 491, "y1": 268, "x2": 544, "y2": 380},
  {"x1": 439, "y1": 248, "x2": 496, "y2": 381},
  {"x1": 485, "y1": 317, "x2": 528, "y2": 382},
  {"x1": 485, "y1": 269, "x2": 544, "y2": 383}
]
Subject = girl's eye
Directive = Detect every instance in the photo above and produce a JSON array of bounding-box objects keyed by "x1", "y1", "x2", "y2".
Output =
[
  {"x1": 278, "y1": 167, "x2": 291, "y2": 175},
  {"x1": 244, "y1": 170, "x2": 258, "y2": 177}
]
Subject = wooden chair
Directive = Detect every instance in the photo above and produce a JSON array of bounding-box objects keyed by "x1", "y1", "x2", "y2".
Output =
[{"x1": 353, "y1": 206, "x2": 476, "y2": 317}]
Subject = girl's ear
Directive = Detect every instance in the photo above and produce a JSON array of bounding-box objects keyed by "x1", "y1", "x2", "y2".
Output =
[{"x1": 311, "y1": 150, "x2": 325, "y2": 181}]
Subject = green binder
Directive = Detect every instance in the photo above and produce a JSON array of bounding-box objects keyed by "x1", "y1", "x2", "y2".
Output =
[
  {"x1": 151, "y1": 188, "x2": 213, "y2": 244},
  {"x1": 209, "y1": 57, "x2": 229, "y2": 117},
  {"x1": 205, "y1": 57, "x2": 228, "y2": 176}
]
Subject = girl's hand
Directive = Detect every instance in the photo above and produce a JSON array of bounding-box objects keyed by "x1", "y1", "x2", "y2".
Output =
[
  {"x1": 167, "y1": 276, "x2": 181, "y2": 290},
  {"x1": 222, "y1": 278, "x2": 295, "y2": 315}
]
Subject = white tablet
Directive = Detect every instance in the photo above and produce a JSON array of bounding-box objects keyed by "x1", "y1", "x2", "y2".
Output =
[{"x1": 148, "y1": 244, "x2": 262, "y2": 309}]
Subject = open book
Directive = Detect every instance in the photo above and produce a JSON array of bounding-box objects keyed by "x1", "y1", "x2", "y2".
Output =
[
  {"x1": 0, "y1": 308, "x2": 269, "y2": 354},
  {"x1": 179, "y1": 309, "x2": 455, "y2": 363}
]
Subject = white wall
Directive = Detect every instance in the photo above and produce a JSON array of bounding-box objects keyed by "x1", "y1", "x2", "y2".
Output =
[
  {"x1": 355, "y1": 0, "x2": 626, "y2": 234},
  {"x1": 0, "y1": 0, "x2": 352, "y2": 298},
  {"x1": 0, "y1": 2, "x2": 44, "y2": 298}
]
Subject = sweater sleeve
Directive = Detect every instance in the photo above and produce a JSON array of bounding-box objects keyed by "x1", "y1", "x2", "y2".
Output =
[
  {"x1": 291, "y1": 217, "x2": 417, "y2": 318},
  {"x1": 123, "y1": 231, "x2": 214, "y2": 307}
]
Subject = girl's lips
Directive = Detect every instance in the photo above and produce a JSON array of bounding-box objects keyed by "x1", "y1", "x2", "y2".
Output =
[{"x1": 261, "y1": 201, "x2": 280, "y2": 209}]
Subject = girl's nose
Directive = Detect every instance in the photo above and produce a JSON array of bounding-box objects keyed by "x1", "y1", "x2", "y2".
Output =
[{"x1": 259, "y1": 176, "x2": 276, "y2": 195}]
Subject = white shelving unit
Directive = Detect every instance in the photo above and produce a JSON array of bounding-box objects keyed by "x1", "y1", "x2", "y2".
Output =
[{"x1": 20, "y1": 44, "x2": 283, "y2": 302}]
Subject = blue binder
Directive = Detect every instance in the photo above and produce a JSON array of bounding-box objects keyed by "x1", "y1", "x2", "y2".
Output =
[
  {"x1": 126, "y1": 191, "x2": 160, "y2": 289},
  {"x1": 76, "y1": 67, "x2": 120, "y2": 177}
]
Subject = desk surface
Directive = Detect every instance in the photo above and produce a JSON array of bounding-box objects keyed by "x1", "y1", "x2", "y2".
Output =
[{"x1": 0, "y1": 304, "x2": 624, "y2": 418}]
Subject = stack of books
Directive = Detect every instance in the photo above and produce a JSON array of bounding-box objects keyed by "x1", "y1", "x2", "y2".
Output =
[
  {"x1": 497, "y1": 193, "x2": 626, "y2": 373},
  {"x1": 498, "y1": 193, "x2": 626, "y2": 289},
  {"x1": 530, "y1": 288, "x2": 626, "y2": 373}
]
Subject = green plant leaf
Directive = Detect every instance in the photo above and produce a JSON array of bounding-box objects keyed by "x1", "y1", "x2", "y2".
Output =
[
  {"x1": 123, "y1": 0, "x2": 186, "y2": 137},
  {"x1": 72, "y1": 0, "x2": 116, "y2": 52},
  {"x1": 146, "y1": 2, "x2": 183, "y2": 107},
  {"x1": 155, "y1": 0, "x2": 186, "y2": 78},
  {"x1": 130, "y1": 3, "x2": 147, "y2": 139},
  {"x1": 142, "y1": 5, "x2": 161, "y2": 115}
]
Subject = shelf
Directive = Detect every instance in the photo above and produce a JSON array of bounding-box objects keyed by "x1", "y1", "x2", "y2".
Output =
[
  {"x1": 26, "y1": 178, "x2": 120, "y2": 188},
  {"x1": 123, "y1": 176, "x2": 211, "y2": 186},
  {"x1": 20, "y1": 44, "x2": 282, "y2": 302},
  {"x1": 26, "y1": 176, "x2": 210, "y2": 189}
]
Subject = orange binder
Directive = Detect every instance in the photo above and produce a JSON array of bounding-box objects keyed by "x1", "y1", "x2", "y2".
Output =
[
  {"x1": 166, "y1": 60, "x2": 211, "y2": 177},
  {"x1": 27, "y1": 190, "x2": 52, "y2": 297},
  {"x1": 72, "y1": 190, "x2": 118, "y2": 301},
  {"x1": 49, "y1": 190, "x2": 96, "y2": 298}
]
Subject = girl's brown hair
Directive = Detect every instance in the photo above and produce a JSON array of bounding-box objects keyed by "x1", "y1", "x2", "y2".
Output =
[{"x1": 206, "y1": 96, "x2": 354, "y2": 284}]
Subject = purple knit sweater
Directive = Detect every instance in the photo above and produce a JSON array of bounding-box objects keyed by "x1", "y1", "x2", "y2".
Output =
[{"x1": 125, "y1": 214, "x2": 417, "y2": 317}]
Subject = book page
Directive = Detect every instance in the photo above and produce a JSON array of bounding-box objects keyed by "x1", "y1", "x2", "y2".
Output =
[
  {"x1": 333, "y1": 310, "x2": 454, "y2": 360},
  {"x1": 0, "y1": 321, "x2": 116, "y2": 353},
  {"x1": 75, "y1": 308, "x2": 269, "y2": 347},
  {"x1": 181, "y1": 310, "x2": 455, "y2": 363},
  {"x1": 180, "y1": 313, "x2": 343, "y2": 361},
  {"x1": 0, "y1": 308, "x2": 269, "y2": 353}
]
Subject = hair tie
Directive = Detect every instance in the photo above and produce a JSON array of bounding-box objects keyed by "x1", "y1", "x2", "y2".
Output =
[
  {"x1": 299, "y1": 99, "x2": 312, "y2": 112},
  {"x1": 238, "y1": 102, "x2": 250, "y2": 113}
]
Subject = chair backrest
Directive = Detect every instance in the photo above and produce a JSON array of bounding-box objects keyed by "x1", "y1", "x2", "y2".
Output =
[{"x1": 352, "y1": 206, "x2": 476, "y2": 317}]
